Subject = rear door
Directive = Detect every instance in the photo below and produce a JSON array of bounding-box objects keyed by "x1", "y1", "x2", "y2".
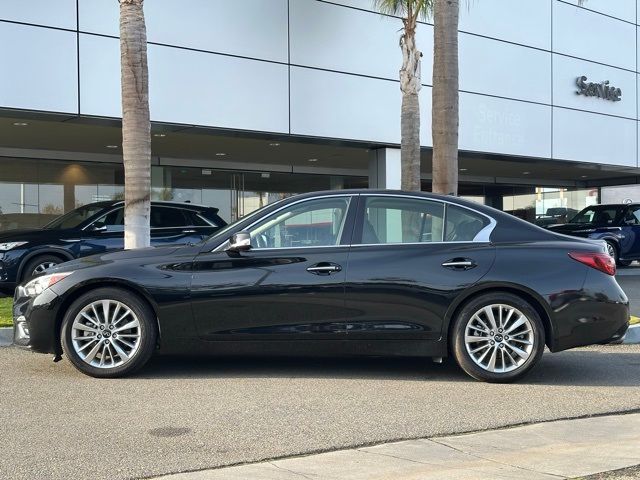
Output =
[{"x1": 344, "y1": 195, "x2": 496, "y2": 340}]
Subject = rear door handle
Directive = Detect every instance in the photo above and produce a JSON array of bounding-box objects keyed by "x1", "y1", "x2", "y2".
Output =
[
  {"x1": 442, "y1": 258, "x2": 477, "y2": 270},
  {"x1": 307, "y1": 262, "x2": 342, "y2": 275},
  {"x1": 182, "y1": 229, "x2": 197, "y2": 234}
]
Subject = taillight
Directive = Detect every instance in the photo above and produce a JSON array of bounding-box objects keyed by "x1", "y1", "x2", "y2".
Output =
[{"x1": 568, "y1": 252, "x2": 616, "y2": 276}]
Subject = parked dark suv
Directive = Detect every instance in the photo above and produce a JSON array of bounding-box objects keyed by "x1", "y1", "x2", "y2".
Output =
[
  {"x1": 0, "y1": 201, "x2": 226, "y2": 293},
  {"x1": 546, "y1": 204, "x2": 640, "y2": 266}
]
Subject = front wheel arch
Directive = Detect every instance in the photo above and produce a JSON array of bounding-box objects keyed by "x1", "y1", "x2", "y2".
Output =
[
  {"x1": 54, "y1": 280, "x2": 161, "y2": 358},
  {"x1": 445, "y1": 286, "x2": 553, "y2": 352},
  {"x1": 18, "y1": 249, "x2": 73, "y2": 282}
]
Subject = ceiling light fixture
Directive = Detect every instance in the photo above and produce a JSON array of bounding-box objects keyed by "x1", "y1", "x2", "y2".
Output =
[
  {"x1": 269, "y1": 142, "x2": 280, "y2": 147},
  {"x1": 308, "y1": 158, "x2": 318, "y2": 162},
  {"x1": 522, "y1": 171, "x2": 531, "y2": 175},
  {"x1": 153, "y1": 133, "x2": 166, "y2": 138},
  {"x1": 105, "y1": 145, "x2": 119, "y2": 149},
  {"x1": 13, "y1": 122, "x2": 28, "y2": 126},
  {"x1": 581, "y1": 175, "x2": 588, "y2": 178},
  {"x1": 460, "y1": 168, "x2": 468, "y2": 172},
  {"x1": 215, "y1": 152, "x2": 227, "y2": 156}
]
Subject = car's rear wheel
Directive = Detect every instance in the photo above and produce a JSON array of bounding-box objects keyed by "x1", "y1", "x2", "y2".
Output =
[
  {"x1": 61, "y1": 288, "x2": 157, "y2": 378},
  {"x1": 605, "y1": 241, "x2": 631, "y2": 267},
  {"x1": 451, "y1": 292, "x2": 545, "y2": 383},
  {"x1": 22, "y1": 254, "x2": 63, "y2": 281}
]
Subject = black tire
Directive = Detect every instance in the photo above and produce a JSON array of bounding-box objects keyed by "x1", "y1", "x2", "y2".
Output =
[
  {"x1": 451, "y1": 292, "x2": 545, "y2": 383},
  {"x1": 22, "y1": 254, "x2": 64, "y2": 281},
  {"x1": 61, "y1": 287, "x2": 157, "y2": 378}
]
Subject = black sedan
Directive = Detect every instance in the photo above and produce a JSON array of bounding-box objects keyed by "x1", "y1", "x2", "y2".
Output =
[
  {"x1": 13, "y1": 190, "x2": 629, "y2": 382},
  {"x1": 0, "y1": 200, "x2": 226, "y2": 294}
]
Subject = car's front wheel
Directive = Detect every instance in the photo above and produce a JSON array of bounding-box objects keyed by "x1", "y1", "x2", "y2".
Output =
[
  {"x1": 61, "y1": 288, "x2": 157, "y2": 378},
  {"x1": 451, "y1": 293, "x2": 545, "y2": 383}
]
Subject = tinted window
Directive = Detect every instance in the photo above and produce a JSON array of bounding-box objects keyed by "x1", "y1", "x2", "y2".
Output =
[
  {"x1": 248, "y1": 197, "x2": 350, "y2": 248},
  {"x1": 150, "y1": 207, "x2": 188, "y2": 228},
  {"x1": 570, "y1": 206, "x2": 620, "y2": 226},
  {"x1": 358, "y1": 197, "x2": 445, "y2": 244},
  {"x1": 44, "y1": 204, "x2": 106, "y2": 230},
  {"x1": 183, "y1": 210, "x2": 211, "y2": 227},
  {"x1": 92, "y1": 207, "x2": 124, "y2": 232},
  {"x1": 623, "y1": 206, "x2": 640, "y2": 225},
  {"x1": 445, "y1": 205, "x2": 490, "y2": 242}
]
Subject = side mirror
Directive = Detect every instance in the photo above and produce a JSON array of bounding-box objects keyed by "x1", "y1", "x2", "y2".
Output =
[
  {"x1": 226, "y1": 231, "x2": 252, "y2": 252},
  {"x1": 92, "y1": 222, "x2": 107, "y2": 232}
]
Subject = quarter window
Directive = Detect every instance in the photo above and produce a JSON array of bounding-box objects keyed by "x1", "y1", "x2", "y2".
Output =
[
  {"x1": 445, "y1": 205, "x2": 490, "y2": 242},
  {"x1": 248, "y1": 197, "x2": 351, "y2": 249},
  {"x1": 358, "y1": 197, "x2": 445, "y2": 244}
]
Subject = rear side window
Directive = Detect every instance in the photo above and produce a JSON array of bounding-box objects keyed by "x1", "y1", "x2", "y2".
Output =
[
  {"x1": 150, "y1": 207, "x2": 188, "y2": 228},
  {"x1": 445, "y1": 205, "x2": 490, "y2": 242},
  {"x1": 182, "y1": 210, "x2": 211, "y2": 227},
  {"x1": 358, "y1": 197, "x2": 445, "y2": 244},
  {"x1": 199, "y1": 209, "x2": 227, "y2": 227}
]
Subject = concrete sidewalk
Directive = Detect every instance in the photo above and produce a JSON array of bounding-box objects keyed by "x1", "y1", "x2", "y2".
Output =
[{"x1": 157, "y1": 413, "x2": 640, "y2": 480}]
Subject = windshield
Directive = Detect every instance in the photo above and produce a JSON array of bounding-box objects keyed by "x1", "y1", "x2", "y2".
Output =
[
  {"x1": 44, "y1": 204, "x2": 107, "y2": 230},
  {"x1": 569, "y1": 206, "x2": 619, "y2": 226}
]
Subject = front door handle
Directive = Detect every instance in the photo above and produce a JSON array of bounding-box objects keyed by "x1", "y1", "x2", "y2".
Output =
[
  {"x1": 307, "y1": 262, "x2": 342, "y2": 275},
  {"x1": 182, "y1": 229, "x2": 197, "y2": 234},
  {"x1": 442, "y1": 258, "x2": 477, "y2": 270}
]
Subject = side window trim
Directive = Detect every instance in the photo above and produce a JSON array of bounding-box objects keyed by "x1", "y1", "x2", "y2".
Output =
[
  {"x1": 353, "y1": 194, "x2": 495, "y2": 245},
  {"x1": 212, "y1": 194, "x2": 356, "y2": 252}
]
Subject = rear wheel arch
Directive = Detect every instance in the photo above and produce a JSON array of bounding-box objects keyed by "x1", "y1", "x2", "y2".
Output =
[
  {"x1": 54, "y1": 280, "x2": 161, "y2": 357},
  {"x1": 445, "y1": 286, "x2": 555, "y2": 351}
]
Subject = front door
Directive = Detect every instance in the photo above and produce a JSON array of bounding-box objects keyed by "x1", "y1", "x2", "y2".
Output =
[
  {"x1": 191, "y1": 195, "x2": 356, "y2": 340},
  {"x1": 344, "y1": 195, "x2": 496, "y2": 340}
]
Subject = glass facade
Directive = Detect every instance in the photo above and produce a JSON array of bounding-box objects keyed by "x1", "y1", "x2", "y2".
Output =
[{"x1": 0, "y1": 157, "x2": 367, "y2": 231}]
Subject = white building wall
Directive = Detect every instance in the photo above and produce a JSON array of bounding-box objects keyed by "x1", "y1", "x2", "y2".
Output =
[{"x1": 0, "y1": 0, "x2": 637, "y2": 167}]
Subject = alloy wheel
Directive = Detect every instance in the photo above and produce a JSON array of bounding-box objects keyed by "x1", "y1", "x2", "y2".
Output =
[
  {"x1": 70, "y1": 300, "x2": 141, "y2": 368},
  {"x1": 32, "y1": 261, "x2": 58, "y2": 276},
  {"x1": 606, "y1": 242, "x2": 617, "y2": 259},
  {"x1": 464, "y1": 304, "x2": 535, "y2": 373}
]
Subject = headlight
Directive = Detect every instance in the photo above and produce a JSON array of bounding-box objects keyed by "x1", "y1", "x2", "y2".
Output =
[
  {"x1": 23, "y1": 272, "x2": 74, "y2": 297},
  {"x1": 0, "y1": 241, "x2": 28, "y2": 251}
]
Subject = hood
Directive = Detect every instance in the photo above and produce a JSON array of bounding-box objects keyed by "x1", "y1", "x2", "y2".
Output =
[{"x1": 0, "y1": 228, "x2": 74, "y2": 244}]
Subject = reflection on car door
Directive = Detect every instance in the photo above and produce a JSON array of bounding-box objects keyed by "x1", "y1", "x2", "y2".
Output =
[
  {"x1": 190, "y1": 195, "x2": 356, "y2": 341},
  {"x1": 79, "y1": 207, "x2": 125, "y2": 256},
  {"x1": 344, "y1": 195, "x2": 496, "y2": 340}
]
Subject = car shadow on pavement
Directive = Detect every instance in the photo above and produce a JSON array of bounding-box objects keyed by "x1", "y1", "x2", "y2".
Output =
[{"x1": 133, "y1": 347, "x2": 640, "y2": 387}]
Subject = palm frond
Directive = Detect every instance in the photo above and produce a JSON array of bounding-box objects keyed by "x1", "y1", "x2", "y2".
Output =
[{"x1": 372, "y1": 0, "x2": 434, "y2": 21}]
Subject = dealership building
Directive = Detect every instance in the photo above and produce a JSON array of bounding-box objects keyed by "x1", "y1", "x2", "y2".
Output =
[{"x1": 1, "y1": 0, "x2": 639, "y2": 228}]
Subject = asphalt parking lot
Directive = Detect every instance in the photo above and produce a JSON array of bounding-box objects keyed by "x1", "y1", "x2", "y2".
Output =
[
  {"x1": 1, "y1": 343, "x2": 640, "y2": 480},
  {"x1": 1, "y1": 270, "x2": 640, "y2": 480}
]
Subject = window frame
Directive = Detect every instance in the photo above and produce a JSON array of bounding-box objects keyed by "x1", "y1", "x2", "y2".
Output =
[
  {"x1": 213, "y1": 194, "x2": 358, "y2": 252},
  {"x1": 352, "y1": 194, "x2": 495, "y2": 246}
]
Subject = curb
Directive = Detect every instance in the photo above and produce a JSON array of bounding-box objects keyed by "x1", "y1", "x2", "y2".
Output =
[{"x1": 0, "y1": 326, "x2": 12, "y2": 347}]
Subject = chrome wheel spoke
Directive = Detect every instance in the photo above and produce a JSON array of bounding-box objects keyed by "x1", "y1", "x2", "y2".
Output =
[
  {"x1": 70, "y1": 299, "x2": 141, "y2": 369},
  {"x1": 465, "y1": 303, "x2": 535, "y2": 374}
]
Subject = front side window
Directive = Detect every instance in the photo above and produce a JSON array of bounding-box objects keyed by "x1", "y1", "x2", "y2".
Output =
[
  {"x1": 92, "y1": 207, "x2": 124, "y2": 232},
  {"x1": 248, "y1": 197, "x2": 351, "y2": 249},
  {"x1": 570, "y1": 206, "x2": 619, "y2": 226},
  {"x1": 358, "y1": 197, "x2": 445, "y2": 244},
  {"x1": 45, "y1": 204, "x2": 107, "y2": 230}
]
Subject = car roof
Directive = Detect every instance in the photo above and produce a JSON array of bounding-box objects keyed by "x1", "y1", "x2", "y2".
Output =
[{"x1": 83, "y1": 200, "x2": 218, "y2": 212}]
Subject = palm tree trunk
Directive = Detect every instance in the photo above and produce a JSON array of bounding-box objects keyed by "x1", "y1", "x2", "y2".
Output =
[
  {"x1": 432, "y1": 0, "x2": 459, "y2": 195},
  {"x1": 120, "y1": 0, "x2": 151, "y2": 249},
  {"x1": 399, "y1": 18, "x2": 422, "y2": 192}
]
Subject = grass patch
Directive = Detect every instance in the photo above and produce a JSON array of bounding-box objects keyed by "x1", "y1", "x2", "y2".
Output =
[{"x1": 0, "y1": 297, "x2": 12, "y2": 328}]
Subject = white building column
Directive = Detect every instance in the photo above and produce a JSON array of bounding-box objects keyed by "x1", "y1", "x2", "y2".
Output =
[{"x1": 368, "y1": 148, "x2": 401, "y2": 190}]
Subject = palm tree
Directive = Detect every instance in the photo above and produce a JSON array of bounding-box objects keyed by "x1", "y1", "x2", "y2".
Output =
[
  {"x1": 119, "y1": 0, "x2": 151, "y2": 249},
  {"x1": 373, "y1": 0, "x2": 431, "y2": 192}
]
